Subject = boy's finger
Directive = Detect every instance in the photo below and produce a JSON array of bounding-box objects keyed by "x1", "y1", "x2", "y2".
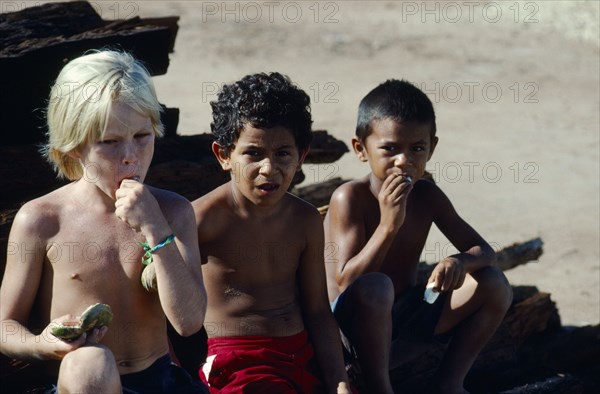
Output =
[
  {"x1": 97, "y1": 326, "x2": 108, "y2": 341},
  {"x1": 114, "y1": 187, "x2": 131, "y2": 200},
  {"x1": 67, "y1": 332, "x2": 86, "y2": 347},
  {"x1": 441, "y1": 268, "x2": 455, "y2": 291},
  {"x1": 433, "y1": 272, "x2": 443, "y2": 291},
  {"x1": 86, "y1": 328, "x2": 103, "y2": 344},
  {"x1": 381, "y1": 173, "x2": 399, "y2": 191},
  {"x1": 392, "y1": 182, "x2": 413, "y2": 201}
]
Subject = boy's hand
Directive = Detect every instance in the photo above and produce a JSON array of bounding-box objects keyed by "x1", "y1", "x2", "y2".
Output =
[
  {"x1": 115, "y1": 179, "x2": 168, "y2": 235},
  {"x1": 378, "y1": 173, "x2": 413, "y2": 231},
  {"x1": 429, "y1": 256, "x2": 466, "y2": 292},
  {"x1": 38, "y1": 315, "x2": 106, "y2": 360}
]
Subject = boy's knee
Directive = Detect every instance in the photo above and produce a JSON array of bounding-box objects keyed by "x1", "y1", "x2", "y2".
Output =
[
  {"x1": 59, "y1": 345, "x2": 119, "y2": 388},
  {"x1": 477, "y1": 266, "x2": 513, "y2": 311},
  {"x1": 348, "y1": 272, "x2": 394, "y2": 308}
]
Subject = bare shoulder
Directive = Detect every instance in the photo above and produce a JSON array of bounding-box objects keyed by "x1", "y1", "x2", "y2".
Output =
[
  {"x1": 11, "y1": 185, "x2": 74, "y2": 239},
  {"x1": 147, "y1": 185, "x2": 190, "y2": 207},
  {"x1": 328, "y1": 177, "x2": 372, "y2": 218},
  {"x1": 191, "y1": 183, "x2": 229, "y2": 218},
  {"x1": 191, "y1": 183, "x2": 232, "y2": 241},
  {"x1": 411, "y1": 178, "x2": 453, "y2": 208},
  {"x1": 284, "y1": 192, "x2": 322, "y2": 225},
  {"x1": 147, "y1": 185, "x2": 193, "y2": 221}
]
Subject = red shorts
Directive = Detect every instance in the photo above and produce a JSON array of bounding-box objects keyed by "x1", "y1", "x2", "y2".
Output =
[{"x1": 199, "y1": 330, "x2": 324, "y2": 393}]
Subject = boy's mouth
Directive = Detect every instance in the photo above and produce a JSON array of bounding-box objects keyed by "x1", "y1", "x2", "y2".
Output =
[
  {"x1": 257, "y1": 183, "x2": 279, "y2": 192},
  {"x1": 121, "y1": 175, "x2": 140, "y2": 183},
  {"x1": 391, "y1": 172, "x2": 412, "y2": 183}
]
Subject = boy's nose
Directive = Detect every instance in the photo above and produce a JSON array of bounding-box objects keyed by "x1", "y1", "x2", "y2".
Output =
[
  {"x1": 122, "y1": 142, "x2": 138, "y2": 165},
  {"x1": 258, "y1": 158, "x2": 274, "y2": 176},
  {"x1": 394, "y1": 153, "x2": 409, "y2": 167}
]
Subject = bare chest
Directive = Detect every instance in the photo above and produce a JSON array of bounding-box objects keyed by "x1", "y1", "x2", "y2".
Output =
[
  {"x1": 365, "y1": 203, "x2": 434, "y2": 267},
  {"x1": 46, "y1": 214, "x2": 146, "y2": 283},
  {"x1": 203, "y1": 224, "x2": 305, "y2": 282}
]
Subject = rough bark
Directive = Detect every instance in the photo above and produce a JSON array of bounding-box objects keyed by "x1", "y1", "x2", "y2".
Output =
[{"x1": 1, "y1": 1, "x2": 179, "y2": 145}]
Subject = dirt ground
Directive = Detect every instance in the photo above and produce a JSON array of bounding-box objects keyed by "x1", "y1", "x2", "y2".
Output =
[{"x1": 31, "y1": 1, "x2": 600, "y2": 326}]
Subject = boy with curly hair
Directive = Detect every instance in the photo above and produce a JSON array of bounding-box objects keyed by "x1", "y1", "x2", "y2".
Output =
[
  {"x1": 193, "y1": 72, "x2": 350, "y2": 393},
  {"x1": 0, "y1": 50, "x2": 208, "y2": 393},
  {"x1": 325, "y1": 79, "x2": 513, "y2": 393}
]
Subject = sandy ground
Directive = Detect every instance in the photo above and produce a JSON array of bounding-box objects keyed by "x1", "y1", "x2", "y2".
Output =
[{"x1": 30, "y1": 1, "x2": 600, "y2": 326}]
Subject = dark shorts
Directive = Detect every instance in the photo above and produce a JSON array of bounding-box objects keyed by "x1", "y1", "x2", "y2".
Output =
[
  {"x1": 333, "y1": 282, "x2": 450, "y2": 345},
  {"x1": 391, "y1": 283, "x2": 450, "y2": 343},
  {"x1": 44, "y1": 354, "x2": 208, "y2": 394}
]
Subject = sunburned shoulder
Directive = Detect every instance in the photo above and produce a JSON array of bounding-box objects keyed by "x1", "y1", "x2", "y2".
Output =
[
  {"x1": 147, "y1": 185, "x2": 188, "y2": 203},
  {"x1": 147, "y1": 185, "x2": 191, "y2": 216},
  {"x1": 23, "y1": 182, "x2": 81, "y2": 214},
  {"x1": 11, "y1": 184, "x2": 76, "y2": 238}
]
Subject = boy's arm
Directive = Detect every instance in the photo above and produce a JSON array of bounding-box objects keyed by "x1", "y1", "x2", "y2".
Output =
[
  {"x1": 430, "y1": 185, "x2": 496, "y2": 292},
  {"x1": 327, "y1": 177, "x2": 411, "y2": 291},
  {"x1": 299, "y1": 208, "x2": 350, "y2": 391},
  {"x1": 0, "y1": 204, "x2": 91, "y2": 361},
  {"x1": 115, "y1": 182, "x2": 207, "y2": 336},
  {"x1": 152, "y1": 198, "x2": 207, "y2": 336}
]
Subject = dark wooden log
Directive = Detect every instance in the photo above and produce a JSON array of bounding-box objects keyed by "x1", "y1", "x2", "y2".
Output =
[
  {"x1": 0, "y1": 1, "x2": 179, "y2": 145},
  {"x1": 496, "y1": 238, "x2": 544, "y2": 271},
  {"x1": 386, "y1": 277, "x2": 600, "y2": 393},
  {"x1": 388, "y1": 285, "x2": 557, "y2": 383},
  {"x1": 497, "y1": 374, "x2": 584, "y2": 394},
  {"x1": 467, "y1": 324, "x2": 600, "y2": 393},
  {"x1": 416, "y1": 238, "x2": 545, "y2": 287},
  {"x1": 292, "y1": 177, "x2": 348, "y2": 208},
  {"x1": 307, "y1": 130, "x2": 349, "y2": 164}
]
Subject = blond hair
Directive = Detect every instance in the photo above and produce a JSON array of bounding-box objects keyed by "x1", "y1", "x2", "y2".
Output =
[{"x1": 43, "y1": 50, "x2": 164, "y2": 180}]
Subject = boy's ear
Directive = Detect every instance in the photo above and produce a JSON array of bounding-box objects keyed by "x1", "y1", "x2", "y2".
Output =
[
  {"x1": 212, "y1": 142, "x2": 231, "y2": 171},
  {"x1": 427, "y1": 136, "x2": 439, "y2": 160},
  {"x1": 352, "y1": 137, "x2": 369, "y2": 162},
  {"x1": 295, "y1": 148, "x2": 310, "y2": 172}
]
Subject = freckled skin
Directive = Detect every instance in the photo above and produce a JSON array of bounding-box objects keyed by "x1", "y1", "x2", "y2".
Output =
[{"x1": 0, "y1": 102, "x2": 206, "y2": 379}]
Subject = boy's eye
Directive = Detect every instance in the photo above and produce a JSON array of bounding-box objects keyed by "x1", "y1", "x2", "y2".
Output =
[
  {"x1": 413, "y1": 146, "x2": 425, "y2": 152},
  {"x1": 100, "y1": 139, "x2": 117, "y2": 145},
  {"x1": 276, "y1": 150, "x2": 291, "y2": 157},
  {"x1": 244, "y1": 150, "x2": 260, "y2": 157},
  {"x1": 381, "y1": 146, "x2": 396, "y2": 152},
  {"x1": 135, "y1": 132, "x2": 152, "y2": 139}
]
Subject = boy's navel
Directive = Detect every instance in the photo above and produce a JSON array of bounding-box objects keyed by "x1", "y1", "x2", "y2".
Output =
[{"x1": 69, "y1": 272, "x2": 80, "y2": 280}]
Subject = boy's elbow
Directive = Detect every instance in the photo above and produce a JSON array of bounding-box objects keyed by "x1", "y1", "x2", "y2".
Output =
[
  {"x1": 173, "y1": 304, "x2": 206, "y2": 337},
  {"x1": 173, "y1": 316, "x2": 204, "y2": 337},
  {"x1": 335, "y1": 270, "x2": 353, "y2": 293}
]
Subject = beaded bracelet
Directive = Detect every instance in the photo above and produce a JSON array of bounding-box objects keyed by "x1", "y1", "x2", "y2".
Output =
[{"x1": 139, "y1": 234, "x2": 175, "y2": 266}]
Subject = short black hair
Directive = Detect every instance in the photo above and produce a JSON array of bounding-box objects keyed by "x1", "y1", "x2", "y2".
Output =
[
  {"x1": 210, "y1": 72, "x2": 313, "y2": 154},
  {"x1": 355, "y1": 79, "x2": 436, "y2": 141}
]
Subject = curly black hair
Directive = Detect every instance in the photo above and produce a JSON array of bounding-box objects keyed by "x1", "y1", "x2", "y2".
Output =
[
  {"x1": 210, "y1": 72, "x2": 313, "y2": 154},
  {"x1": 356, "y1": 79, "x2": 436, "y2": 142}
]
